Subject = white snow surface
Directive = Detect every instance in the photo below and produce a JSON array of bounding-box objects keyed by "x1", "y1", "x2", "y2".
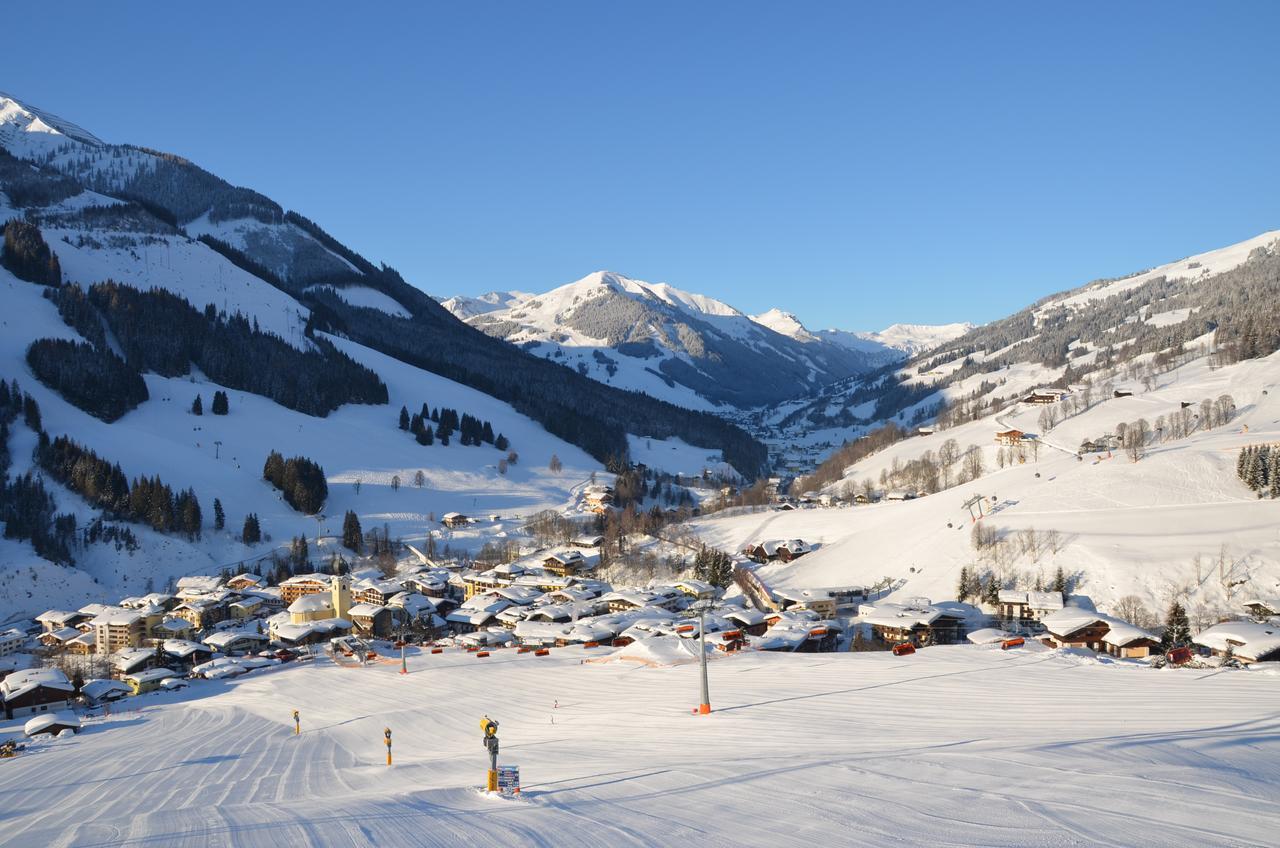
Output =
[
  {"x1": 689, "y1": 346, "x2": 1280, "y2": 616},
  {"x1": 307, "y1": 284, "x2": 412, "y2": 318},
  {"x1": 0, "y1": 644, "x2": 1276, "y2": 846}
]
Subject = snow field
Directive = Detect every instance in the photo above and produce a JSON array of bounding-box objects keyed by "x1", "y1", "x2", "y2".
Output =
[{"x1": 0, "y1": 645, "x2": 1277, "y2": 846}]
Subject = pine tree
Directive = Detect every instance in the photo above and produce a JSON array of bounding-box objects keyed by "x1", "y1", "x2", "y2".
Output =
[
  {"x1": 1254, "y1": 445, "x2": 1271, "y2": 493},
  {"x1": 1270, "y1": 449, "x2": 1280, "y2": 499},
  {"x1": 495, "y1": 433, "x2": 509, "y2": 451},
  {"x1": 342, "y1": 510, "x2": 363, "y2": 552},
  {"x1": 413, "y1": 469, "x2": 426, "y2": 488},
  {"x1": 191, "y1": 394, "x2": 203, "y2": 416},
  {"x1": 983, "y1": 573, "x2": 1001, "y2": 606},
  {"x1": 1161, "y1": 601, "x2": 1192, "y2": 650},
  {"x1": 1237, "y1": 447, "x2": 1249, "y2": 483},
  {"x1": 1051, "y1": 565, "x2": 1068, "y2": 594},
  {"x1": 211, "y1": 390, "x2": 229, "y2": 415},
  {"x1": 213, "y1": 497, "x2": 225, "y2": 531},
  {"x1": 956, "y1": 566, "x2": 972, "y2": 602},
  {"x1": 242, "y1": 513, "x2": 262, "y2": 545},
  {"x1": 398, "y1": 406, "x2": 410, "y2": 430}
]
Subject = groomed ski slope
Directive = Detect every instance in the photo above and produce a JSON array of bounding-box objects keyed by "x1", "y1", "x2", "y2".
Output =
[{"x1": 1, "y1": 645, "x2": 1276, "y2": 847}]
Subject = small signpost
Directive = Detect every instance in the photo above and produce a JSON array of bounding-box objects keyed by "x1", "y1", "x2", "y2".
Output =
[{"x1": 496, "y1": 765, "x2": 520, "y2": 795}]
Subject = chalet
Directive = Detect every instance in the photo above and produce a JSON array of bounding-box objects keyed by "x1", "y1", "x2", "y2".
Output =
[
  {"x1": 35, "y1": 610, "x2": 86, "y2": 633},
  {"x1": 171, "y1": 599, "x2": 227, "y2": 631},
  {"x1": 91, "y1": 608, "x2": 146, "y2": 656},
  {"x1": 111, "y1": 647, "x2": 158, "y2": 676},
  {"x1": 1040, "y1": 608, "x2": 1158, "y2": 658},
  {"x1": 1193, "y1": 621, "x2": 1280, "y2": 664},
  {"x1": 774, "y1": 589, "x2": 837, "y2": 618},
  {"x1": 1022, "y1": 388, "x2": 1070, "y2": 405},
  {"x1": 79, "y1": 678, "x2": 131, "y2": 706},
  {"x1": 996, "y1": 590, "x2": 1063, "y2": 623},
  {"x1": 175, "y1": 575, "x2": 224, "y2": 600},
  {"x1": 673, "y1": 579, "x2": 717, "y2": 601},
  {"x1": 1242, "y1": 598, "x2": 1280, "y2": 621},
  {"x1": 995, "y1": 429, "x2": 1026, "y2": 447},
  {"x1": 582, "y1": 486, "x2": 614, "y2": 512},
  {"x1": 241, "y1": 586, "x2": 284, "y2": 610},
  {"x1": 543, "y1": 550, "x2": 589, "y2": 578},
  {"x1": 0, "y1": 629, "x2": 25, "y2": 657},
  {"x1": 159, "y1": 639, "x2": 213, "y2": 669},
  {"x1": 996, "y1": 590, "x2": 1030, "y2": 621},
  {"x1": 1027, "y1": 591, "x2": 1065, "y2": 619},
  {"x1": 861, "y1": 601, "x2": 965, "y2": 646},
  {"x1": 743, "y1": 539, "x2": 812, "y2": 564},
  {"x1": 354, "y1": 579, "x2": 405, "y2": 607},
  {"x1": 722, "y1": 607, "x2": 769, "y2": 637},
  {"x1": 228, "y1": 597, "x2": 264, "y2": 619},
  {"x1": 203, "y1": 630, "x2": 269, "y2": 656},
  {"x1": 441, "y1": 512, "x2": 470, "y2": 529},
  {"x1": 39, "y1": 628, "x2": 82, "y2": 649},
  {"x1": 272, "y1": 617, "x2": 352, "y2": 648},
  {"x1": 124, "y1": 668, "x2": 180, "y2": 695},
  {"x1": 571, "y1": 535, "x2": 604, "y2": 549},
  {"x1": 153, "y1": 617, "x2": 195, "y2": 641},
  {"x1": 402, "y1": 572, "x2": 449, "y2": 598},
  {"x1": 348, "y1": 603, "x2": 396, "y2": 638},
  {"x1": 226, "y1": 573, "x2": 263, "y2": 591},
  {"x1": 884, "y1": 490, "x2": 915, "y2": 501},
  {"x1": 65, "y1": 632, "x2": 96, "y2": 655},
  {"x1": 2, "y1": 668, "x2": 75, "y2": 719}
]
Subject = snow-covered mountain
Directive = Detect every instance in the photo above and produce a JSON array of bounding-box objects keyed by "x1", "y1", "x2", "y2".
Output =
[
  {"x1": 750, "y1": 309, "x2": 972, "y2": 359},
  {"x1": 442, "y1": 271, "x2": 887, "y2": 410},
  {"x1": 0, "y1": 92, "x2": 769, "y2": 619}
]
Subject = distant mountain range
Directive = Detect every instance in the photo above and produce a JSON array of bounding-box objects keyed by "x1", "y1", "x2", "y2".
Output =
[{"x1": 439, "y1": 272, "x2": 971, "y2": 410}]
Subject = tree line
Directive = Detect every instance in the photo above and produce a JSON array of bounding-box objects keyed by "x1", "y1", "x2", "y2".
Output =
[
  {"x1": 1, "y1": 220, "x2": 62, "y2": 286},
  {"x1": 52, "y1": 282, "x2": 387, "y2": 417},
  {"x1": 1237, "y1": 444, "x2": 1280, "y2": 498},
  {"x1": 26, "y1": 339, "x2": 149, "y2": 422},
  {"x1": 38, "y1": 435, "x2": 204, "y2": 539},
  {"x1": 263, "y1": 451, "x2": 328, "y2": 514}
]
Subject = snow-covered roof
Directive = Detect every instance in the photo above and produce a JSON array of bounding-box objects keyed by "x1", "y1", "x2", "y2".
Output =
[
  {"x1": 43, "y1": 627, "x2": 81, "y2": 643},
  {"x1": 90, "y1": 608, "x2": 144, "y2": 627},
  {"x1": 1193, "y1": 621, "x2": 1280, "y2": 661},
  {"x1": 967, "y1": 628, "x2": 1015, "y2": 645},
  {"x1": 203, "y1": 630, "x2": 268, "y2": 650},
  {"x1": 997, "y1": 590, "x2": 1028, "y2": 605},
  {"x1": 1041, "y1": 606, "x2": 1105, "y2": 637},
  {"x1": 1027, "y1": 591, "x2": 1065, "y2": 610},
  {"x1": 161, "y1": 639, "x2": 210, "y2": 657},
  {"x1": 125, "y1": 668, "x2": 179, "y2": 685},
  {"x1": 2, "y1": 667, "x2": 73, "y2": 700},
  {"x1": 860, "y1": 602, "x2": 959, "y2": 629},
  {"x1": 347, "y1": 603, "x2": 390, "y2": 618},
  {"x1": 288, "y1": 595, "x2": 334, "y2": 614},
  {"x1": 176, "y1": 575, "x2": 224, "y2": 593},
  {"x1": 1100, "y1": 618, "x2": 1157, "y2": 647},
  {"x1": 35, "y1": 609, "x2": 81, "y2": 624},
  {"x1": 80, "y1": 678, "x2": 131, "y2": 701},
  {"x1": 25, "y1": 711, "x2": 80, "y2": 736}
]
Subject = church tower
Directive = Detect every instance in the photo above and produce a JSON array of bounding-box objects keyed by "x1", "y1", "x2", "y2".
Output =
[{"x1": 330, "y1": 574, "x2": 352, "y2": 620}]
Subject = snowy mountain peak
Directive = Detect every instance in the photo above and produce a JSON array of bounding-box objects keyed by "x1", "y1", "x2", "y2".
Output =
[
  {"x1": 860, "y1": 322, "x2": 976, "y2": 355},
  {"x1": 750, "y1": 308, "x2": 818, "y2": 342},
  {"x1": 0, "y1": 92, "x2": 104, "y2": 152}
]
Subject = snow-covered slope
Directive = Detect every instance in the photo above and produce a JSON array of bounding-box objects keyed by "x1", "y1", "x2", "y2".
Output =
[
  {"x1": 443, "y1": 271, "x2": 884, "y2": 410},
  {"x1": 2, "y1": 643, "x2": 1276, "y2": 846},
  {"x1": 691, "y1": 345, "x2": 1280, "y2": 618}
]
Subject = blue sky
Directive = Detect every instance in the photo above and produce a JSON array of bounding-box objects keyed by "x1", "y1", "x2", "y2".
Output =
[{"x1": 4, "y1": 3, "x2": 1278, "y2": 330}]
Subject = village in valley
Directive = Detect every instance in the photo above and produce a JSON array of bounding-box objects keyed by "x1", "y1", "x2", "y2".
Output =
[{"x1": 2, "y1": 9, "x2": 1280, "y2": 841}]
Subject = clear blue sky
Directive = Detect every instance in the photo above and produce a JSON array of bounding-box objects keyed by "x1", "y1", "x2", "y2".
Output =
[{"x1": 4, "y1": 3, "x2": 1278, "y2": 330}]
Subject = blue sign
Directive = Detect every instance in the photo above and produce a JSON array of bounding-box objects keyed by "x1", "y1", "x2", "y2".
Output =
[{"x1": 496, "y1": 765, "x2": 520, "y2": 794}]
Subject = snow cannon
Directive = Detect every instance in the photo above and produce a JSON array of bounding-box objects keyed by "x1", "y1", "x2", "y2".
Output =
[{"x1": 481, "y1": 716, "x2": 500, "y2": 791}]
